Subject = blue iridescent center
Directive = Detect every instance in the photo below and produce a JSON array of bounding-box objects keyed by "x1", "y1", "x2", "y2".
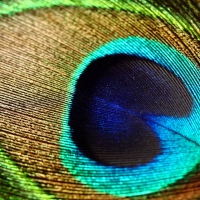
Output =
[
  {"x1": 69, "y1": 54, "x2": 193, "y2": 167},
  {"x1": 60, "y1": 37, "x2": 200, "y2": 197}
]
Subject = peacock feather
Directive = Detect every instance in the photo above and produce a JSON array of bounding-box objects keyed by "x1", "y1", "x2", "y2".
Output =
[{"x1": 0, "y1": 0, "x2": 199, "y2": 199}]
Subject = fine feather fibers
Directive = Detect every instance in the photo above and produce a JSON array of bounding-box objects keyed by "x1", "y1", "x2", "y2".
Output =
[{"x1": 0, "y1": 1, "x2": 199, "y2": 200}]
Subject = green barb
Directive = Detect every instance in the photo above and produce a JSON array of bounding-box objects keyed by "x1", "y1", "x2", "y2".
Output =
[
  {"x1": 0, "y1": 147, "x2": 54, "y2": 200},
  {"x1": 0, "y1": 0, "x2": 199, "y2": 40}
]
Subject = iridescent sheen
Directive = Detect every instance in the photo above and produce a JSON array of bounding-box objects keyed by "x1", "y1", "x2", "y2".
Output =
[{"x1": 61, "y1": 36, "x2": 200, "y2": 197}]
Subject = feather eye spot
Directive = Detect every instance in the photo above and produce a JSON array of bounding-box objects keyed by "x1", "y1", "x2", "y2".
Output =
[{"x1": 60, "y1": 37, "x2": 200, "y2": 197}]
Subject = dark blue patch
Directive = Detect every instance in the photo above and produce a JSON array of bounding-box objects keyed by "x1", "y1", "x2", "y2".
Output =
[{"x1": 69, "y1": 54, "x2": 192, "y2": 167}]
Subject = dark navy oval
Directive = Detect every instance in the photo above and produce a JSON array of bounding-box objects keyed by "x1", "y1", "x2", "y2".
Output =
[{"x1": 69, "y1": 54, "x2": 193, "y2": 167}]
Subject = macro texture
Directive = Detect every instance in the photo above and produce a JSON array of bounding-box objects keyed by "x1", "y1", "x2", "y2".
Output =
[{"x1": 0, "y1": 0, "x2": 200, "y2": 200}]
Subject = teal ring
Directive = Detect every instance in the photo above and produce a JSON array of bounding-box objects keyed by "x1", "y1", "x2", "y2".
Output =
[{"x1": 60, "y1": 36, "x2": 200, "y2": 197}]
